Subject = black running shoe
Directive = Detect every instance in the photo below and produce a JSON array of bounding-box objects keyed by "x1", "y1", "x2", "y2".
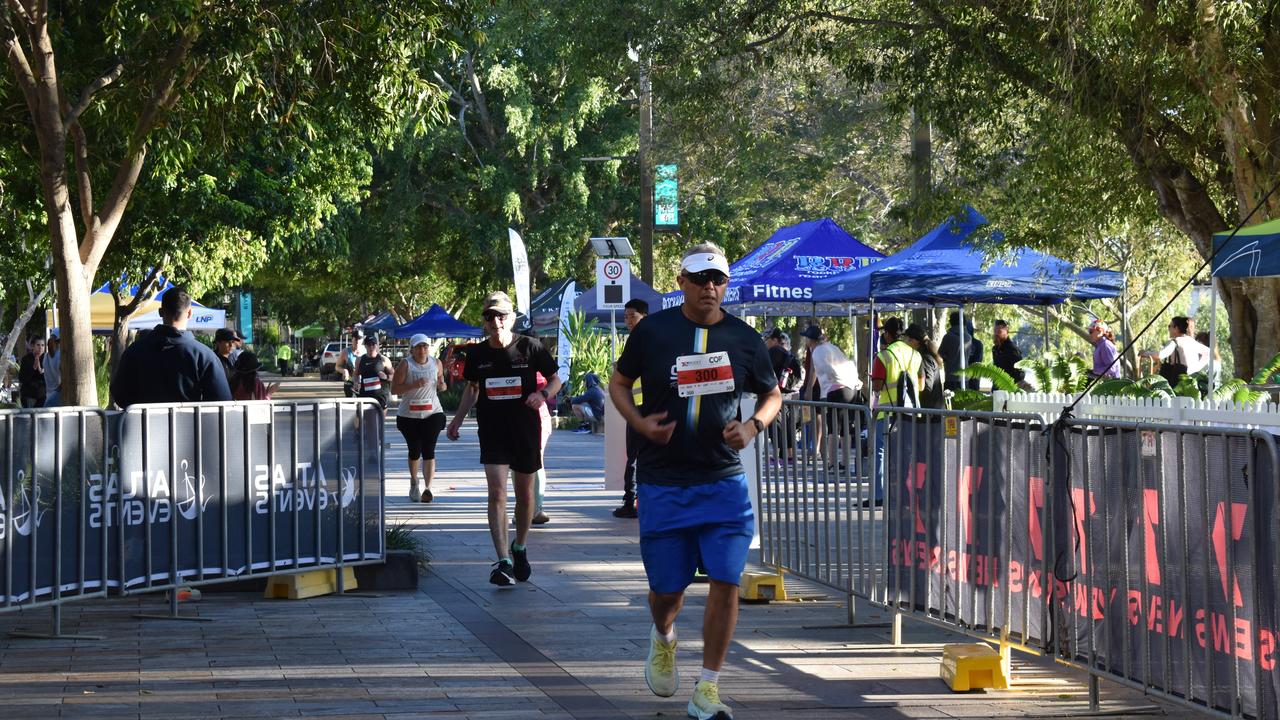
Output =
[
  {"x1": 510, "y1": 542, "x2": 531, "y2": 582},
  {"x1": 420, "y1": 488, "x2": 434, "y2": 503},
  {"x1": 612, "y1": 504, "x2": 637, "y2": 518},
  {"x1": 489, "y1": 560, "x2": 515, "y2": 586}
]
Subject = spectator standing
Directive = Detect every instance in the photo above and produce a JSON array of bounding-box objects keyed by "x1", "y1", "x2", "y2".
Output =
[
  {"x1": 939, "y1": 312, "x2": 983, "y2": 390},
  {"x1": 868, "y1": 317, "x2": 923, "y2": 507},
  {"x1": 991, "y1": 319, "x2": 1024, "y2": 384},
  {"x1": 1088, "y1": 319, "x2": 1122, "y2": 379},
  {"x1": 764, "y1": 328, "x2": 802, "y2": 394},
  {"x1": 43, "y1": 331, "x2": 61, "y2": 407},
  {"x1": 614, "y1": 298, "x2": 649, "y2": 518},
  {"x1": 213, "y1": 328, "x2": 237, "y2": 384},
  {"x1": 906, "y1": 324, "x2": 946, "y2": 409},
  {"x1": 111, "y1": 287, "x2": 232, "y2": 408},
  {"x1": 17, "y1": 336, "x2": 47, "y2": 408},
  {"x1": 1143, "y1": 315, "x2": 1210, "y2": 382},
  {"x1": 800, "y1": 324, "x2": 862, "y2": 468},
  {"x1": 230, "y1": 352, "x2": 278, "y2": 400},
  {"x1": 275, "y1": 341, "x2": 294, "y2": 377}
]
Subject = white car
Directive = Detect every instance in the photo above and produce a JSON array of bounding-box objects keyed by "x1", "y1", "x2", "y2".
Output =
[{"x1": 320, "y1": 342, "x2": 344, "y2": 375}]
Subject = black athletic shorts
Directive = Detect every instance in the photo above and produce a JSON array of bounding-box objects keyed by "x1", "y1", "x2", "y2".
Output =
[
  {"x1": 476, "y1": 412, "x2": 543, "y2": 474},
  {"x1": 396, "y1": 413, "x2": 446, "y2": 461}
]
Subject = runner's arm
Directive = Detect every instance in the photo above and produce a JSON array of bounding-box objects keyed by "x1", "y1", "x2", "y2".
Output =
[
  {"x1": 609, "y1": 369, "x2": 675, "y2": 444},
  {"x1": 435, "y1": 358, "x2": 447, "y2": 392},
  {"x1": 446, "y1": 382, "x2": 479, "y2": 440},
  {"x1": 390, "y1": 360, "x2": 415, "y2": 395}
]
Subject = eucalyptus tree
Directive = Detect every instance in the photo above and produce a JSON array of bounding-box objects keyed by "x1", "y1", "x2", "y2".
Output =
[
  {"x1": 2, "y1": 0, "x2": 456, "y2": 404},
  {"x1": 627, "y1": 0, "x2": 1280, "y2": 376}
]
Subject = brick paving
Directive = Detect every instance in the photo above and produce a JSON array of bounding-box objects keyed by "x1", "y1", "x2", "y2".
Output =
[{"x1": 0, "y1": 377, "x2": 1190, "y2": 718}]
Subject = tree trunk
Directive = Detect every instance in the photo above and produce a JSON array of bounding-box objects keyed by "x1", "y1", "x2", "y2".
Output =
[{"x1": 39, "y1": 135, "x2": 99, "y2": 407}]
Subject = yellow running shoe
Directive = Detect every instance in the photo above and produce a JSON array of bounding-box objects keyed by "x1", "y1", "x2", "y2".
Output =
[
  {"x1": 644, "y1": 625, "x2": 678, "y2": 697},
  {"x1": 687, "y1": 679, "x2": 733, "y2": 719}
]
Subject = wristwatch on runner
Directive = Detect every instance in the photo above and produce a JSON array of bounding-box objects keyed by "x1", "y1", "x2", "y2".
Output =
[{"x1": 750, "y1": 417, "x2": 764, "y2": 435}]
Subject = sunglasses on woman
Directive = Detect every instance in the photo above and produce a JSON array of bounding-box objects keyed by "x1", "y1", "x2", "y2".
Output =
[{"x1": 683, "y1": 270, "x2": 729, "y2": 287}]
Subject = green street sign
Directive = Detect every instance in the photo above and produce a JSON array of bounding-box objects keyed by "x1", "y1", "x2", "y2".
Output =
[{"x1": 654, "y1": 164, "x2": 678, "y2": 228}]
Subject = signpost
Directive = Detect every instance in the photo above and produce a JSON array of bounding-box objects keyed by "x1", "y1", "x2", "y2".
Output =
[{"x1": 596, "y1": 258, "x2": 630, "y2": 361}]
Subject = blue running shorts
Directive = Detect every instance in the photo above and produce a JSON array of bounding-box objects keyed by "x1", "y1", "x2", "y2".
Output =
[{"x1": 637, "y1": 474, "x2": 755, "y2": 594}]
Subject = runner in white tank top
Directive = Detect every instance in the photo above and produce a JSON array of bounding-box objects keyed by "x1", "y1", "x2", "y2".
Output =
[{"x1": 392, "y1": 334, "x2": 447, "y2": 502}]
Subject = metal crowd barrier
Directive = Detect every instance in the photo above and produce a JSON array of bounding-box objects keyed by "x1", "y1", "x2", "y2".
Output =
[
  {"x1": 0, "y1": 407, "x2": 112, "y2": 638},
  {"x1": 756, "y1": 399, "x2": 1280, "y2": 719},
  {"x1": 0, "y1": 399, "x2": 386, "y2": 636}
]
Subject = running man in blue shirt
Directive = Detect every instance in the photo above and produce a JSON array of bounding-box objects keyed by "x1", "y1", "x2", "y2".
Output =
[{"x1": 610, "y1": 243, "x2": 781, "y2": 720}]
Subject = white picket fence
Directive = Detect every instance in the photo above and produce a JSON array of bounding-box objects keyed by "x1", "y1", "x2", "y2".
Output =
[{"x1": 991, "y1": 390, "x2": 1280, "y2": 429}]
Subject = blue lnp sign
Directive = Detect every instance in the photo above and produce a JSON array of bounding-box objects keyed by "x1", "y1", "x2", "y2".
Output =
[{"x1": 238, "y1": 291, "x2": 254, "y2": 344}]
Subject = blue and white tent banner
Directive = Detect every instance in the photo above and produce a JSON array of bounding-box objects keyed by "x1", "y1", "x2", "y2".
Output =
[
  {"x1": 1213, "y1": 217, "x2": 1280, "y2": 279},
  {"x1": 661, "y1": 217, "x2": 884, "y2": 311}
]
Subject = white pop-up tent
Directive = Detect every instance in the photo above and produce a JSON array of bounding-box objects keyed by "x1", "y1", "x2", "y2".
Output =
[{"x1": 127, "y1": 302, "x2": 227, "y2": 332}]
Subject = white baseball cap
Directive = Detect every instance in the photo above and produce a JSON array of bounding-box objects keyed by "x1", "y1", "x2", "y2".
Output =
[
  {"x1": 410, "y1": 333, "x2": 430, "y2": 348},
  {"x1": 680, "y1": 251, "x2": 731, "y2": 277}
]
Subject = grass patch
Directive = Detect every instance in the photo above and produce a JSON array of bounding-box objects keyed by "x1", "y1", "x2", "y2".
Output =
[{"x1": 386, "y1": 521, "x2": 430, "y2": 567}]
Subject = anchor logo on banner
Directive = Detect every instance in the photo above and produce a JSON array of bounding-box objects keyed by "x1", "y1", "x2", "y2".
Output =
[
  {"x1": 177, "y1": 459, "x2": 212, "y2": 521},
  {"x1": 7, "y1": 471, "x2": 49, "y2": 538}
]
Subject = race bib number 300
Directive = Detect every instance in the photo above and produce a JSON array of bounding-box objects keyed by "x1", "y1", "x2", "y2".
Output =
[
  {"x1": 485, "y1": 376, "x2": 523, "y2": 400},
  {"x1": 676, "y1": 352, "x2": 735, "y2": 398}
]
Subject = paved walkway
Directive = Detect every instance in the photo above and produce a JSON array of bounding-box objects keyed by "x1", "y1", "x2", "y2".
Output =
[{"x1": 0, "y1": 378, "x2": 1185, "y2": 718}]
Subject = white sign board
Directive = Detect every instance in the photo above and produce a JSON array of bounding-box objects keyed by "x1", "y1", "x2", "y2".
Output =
[{"x1": 596, "y1": 258, "x2": 630, "y2": 310}]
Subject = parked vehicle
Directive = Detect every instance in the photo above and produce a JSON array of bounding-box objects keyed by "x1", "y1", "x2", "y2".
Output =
[{"x1": 320, "y1": 342, "x2": 344, "y2": 375}]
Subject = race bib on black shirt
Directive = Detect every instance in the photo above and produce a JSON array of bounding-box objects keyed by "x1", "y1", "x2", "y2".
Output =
[
  {"x1": 616, "y1": 307, "x2": 777, "y2": 487},
  {"x1": 463, "y1": 336, "x2": 558, "y2": 422}
]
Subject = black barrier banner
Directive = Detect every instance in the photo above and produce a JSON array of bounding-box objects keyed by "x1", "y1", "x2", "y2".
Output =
[
  {"x1": 884, "y1": 415, "x2": 1280, "y2": 719},
  {"x1": 0, "y1": 410, "x2": 110, "y2": 605},
  {"x1": 106, "y1": 403, "x2": 383, "y2": 590},
  {"x1": 1, "y1": 402, "x2": 383, "y2": 612}
]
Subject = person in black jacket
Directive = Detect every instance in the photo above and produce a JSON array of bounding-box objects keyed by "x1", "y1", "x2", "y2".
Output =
[
  {"x1": 939, "y1": 312, "x2": 983, "y2": 390},
  {"x1": 111, "y1": 287, "x2": 233, "y2": 408},
  {"x1": 17, "y1": 335, "x2": 47, "y2": 408},
  {"x1": 991, "y1": 319, "x2": 1025, "y2": 384}
]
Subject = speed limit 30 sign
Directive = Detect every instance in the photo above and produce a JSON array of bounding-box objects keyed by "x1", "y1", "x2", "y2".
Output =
[{"x1": 596, "y1": 258, "x2": 631, "y2": 310}]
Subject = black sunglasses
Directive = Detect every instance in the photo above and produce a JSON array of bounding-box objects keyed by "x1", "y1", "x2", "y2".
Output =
[
  {"x1": 483, "y1": 311, "x2": 509, "y2": 322},
  {"x1": 683, "y1": 270, "x2": 729, "y2": 287}
]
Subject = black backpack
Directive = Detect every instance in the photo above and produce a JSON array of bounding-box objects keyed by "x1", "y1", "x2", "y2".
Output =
[{"x1": 1158, "y1": 344, "x2": 1187, "y2": 386}]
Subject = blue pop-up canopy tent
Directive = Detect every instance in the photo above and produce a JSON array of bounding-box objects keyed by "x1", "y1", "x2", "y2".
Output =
[
  {"x1": 659, "y1": 217, "x2": 885, "y2": 315},
  {"x1": 393, "y1": 304, "x2": 484, "y2": 339},
  {"x1": 357, "y1": 310, "x2": 401, "y2": 333},
  {"x1": 812, "y1": 206, "x2": 1124, "y2": 305},
  {"x1": 813, "y1": 206, "x2": 1124, "y2": 377}
]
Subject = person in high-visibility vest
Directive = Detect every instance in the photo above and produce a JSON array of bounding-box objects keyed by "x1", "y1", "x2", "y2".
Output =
[
  {"x1": 866, "y1": 317, "x2": 923, "y2": 508},
  {"x1": 275, "y1": 341, "x2": 294, "y2": 377}
]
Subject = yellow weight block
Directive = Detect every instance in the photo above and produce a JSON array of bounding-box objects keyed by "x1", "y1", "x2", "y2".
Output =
[
  {"x1": 939, "y1": 643, "x2": 1009, "y2": 691},
  {"x1": 738, "y1": 571, "x2": 787, "y2": 601},
  {"x1": 264, "y1": 567, "x2": 357, "y2": 600}
]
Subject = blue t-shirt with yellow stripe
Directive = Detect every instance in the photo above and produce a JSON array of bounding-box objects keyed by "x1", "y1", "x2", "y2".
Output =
[{"x1": 616, "y1": 306, "x2": 776, "y2": 486}]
